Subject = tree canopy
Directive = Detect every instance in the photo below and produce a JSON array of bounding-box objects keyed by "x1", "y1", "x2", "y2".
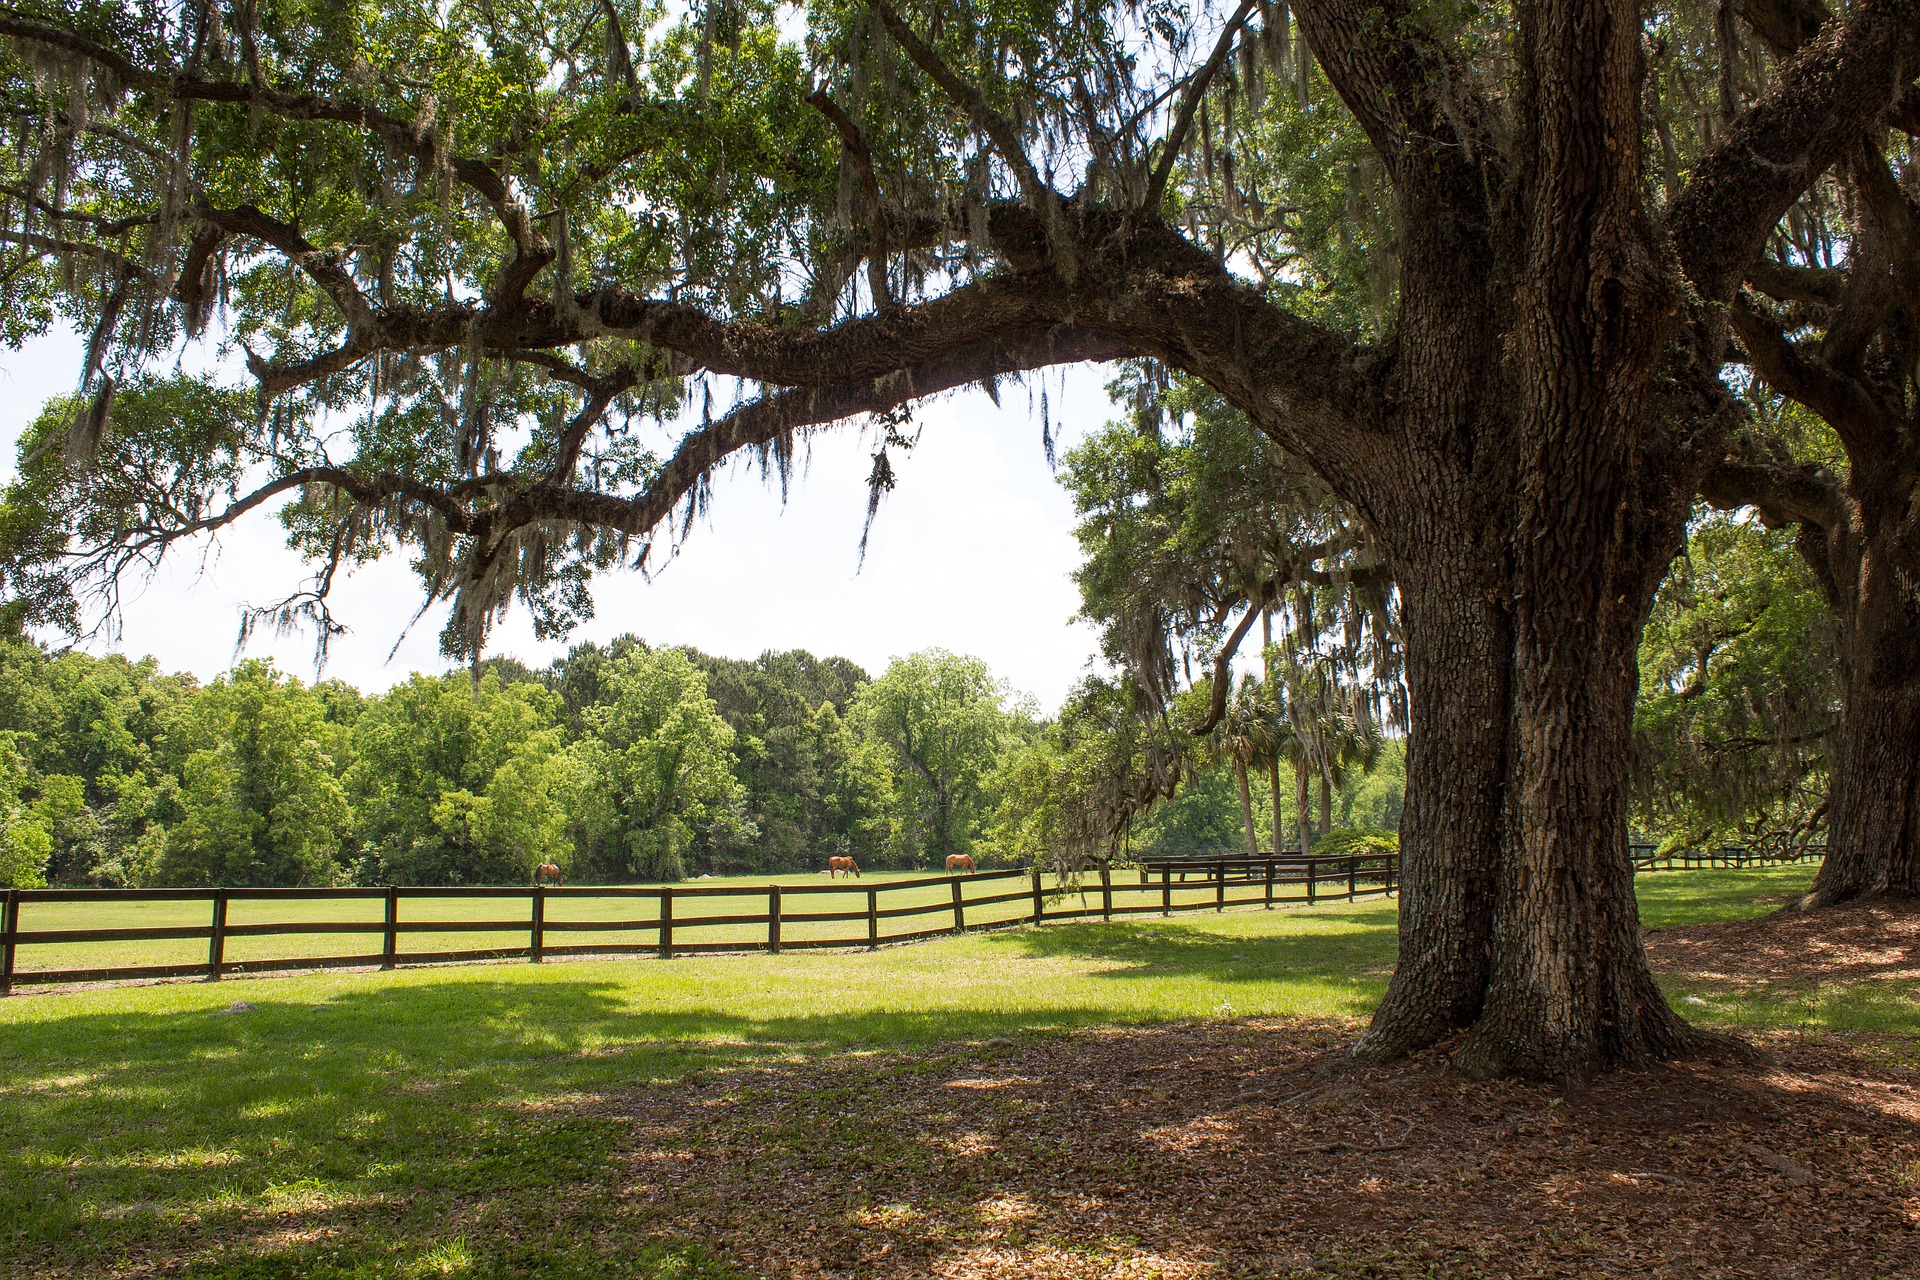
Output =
[{"x1": 0, "y1": 0, "x2": 1915, "y2": 1076}]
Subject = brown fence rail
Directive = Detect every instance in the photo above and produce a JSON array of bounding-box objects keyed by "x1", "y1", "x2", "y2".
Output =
[
  {"x1": 0, "y1": 856, "x2": 1398, "y2": 994},
  {"x1": 1628, "y1": 843, "x2": 1825, "y2": 871}
]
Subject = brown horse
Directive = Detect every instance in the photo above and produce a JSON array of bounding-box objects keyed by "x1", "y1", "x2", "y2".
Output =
[
  {"x1": 827, "y1": 855, "x2": 861, "y2": 878},
  {"x1": 534, "y1": 863, "x2": 563, "y2": 887},
  {"x1": 944, "y1": 854, "x2": 976, "y2": 873}
]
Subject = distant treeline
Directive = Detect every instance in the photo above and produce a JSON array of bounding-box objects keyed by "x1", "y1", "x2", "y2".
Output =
[{"x1": 0, "y1": 635, "x2": 1407, "y2": 889}]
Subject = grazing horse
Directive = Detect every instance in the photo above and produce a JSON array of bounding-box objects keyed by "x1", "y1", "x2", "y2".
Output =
[
  {"x1": 534, "y1": 863, "x2": 563, "y2": 887},
  {"x1": 945, "y1": 854, "x2": 976, "y2": 873},
  {"x1": 827, "y1": 855, "x2": 862, "y2": 878}
]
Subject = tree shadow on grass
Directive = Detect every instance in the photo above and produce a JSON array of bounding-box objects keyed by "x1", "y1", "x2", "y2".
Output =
[
  {"x1": 0, "y1": 975, "x2": 1230, "y2": 1278},
  {"x1": 978, "y1": 907, "x2": 1400, "y2": 988}
]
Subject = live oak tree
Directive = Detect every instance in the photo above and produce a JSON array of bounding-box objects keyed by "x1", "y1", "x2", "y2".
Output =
[
  {"x1": 0, "y1": 0, "x2": 1916, "y2": 1075},
  {"x1": 1696, "y1": 0, "x2": 1920, "y2": 903}
]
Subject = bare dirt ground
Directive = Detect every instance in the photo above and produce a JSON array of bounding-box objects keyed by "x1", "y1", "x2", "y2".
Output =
[{"x1": 613, "y1": 905, "x2": 1920, "y2": 1279}]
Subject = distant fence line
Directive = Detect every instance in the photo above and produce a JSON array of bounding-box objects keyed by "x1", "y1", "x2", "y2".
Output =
[
  {"x1": 1147, "y1": 844, "x2": 1826, "y2": 874},
  {"x1": 1628, "y1": 843, "x2": 1825, "y2": 871},
  {"x1": 0, "y1": 855, "x2": 1398, "y2": 994}
]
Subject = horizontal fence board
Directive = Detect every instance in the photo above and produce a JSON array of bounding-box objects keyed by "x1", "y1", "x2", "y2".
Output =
[
  {"x1": 656, "y1": 912, "x2": 775, "y2": 930},
  {"x1": 874, "y1": 900, "x2": 954, "y2": 922},
  {"x1": 394, "y1": 947, "x2": 531, "y2": 965},
  {"x1": 879, "y1": 925, "x2": 963, "y2": 945},
  {"x1": 222, "y1": 887, "x2": 390, "y2": 901},
  {"x1": 14, "y1": 961, "x2": 213, "y2": 984},
  {"x1": 778, "y1": 908, "x2": 874, "y2": 924},
  {"x1": 394, "y1": 887, "x2": 532, "y2": 900},
  {"x1": 645, "y1": 883, "x2": 775, "y2": 899},
  {"x1": 393, "y1": 919, "x2": 530, "y2": 934},
  {"x1": 540, "y1": 918, "x2": 663, "y2": 934},
  {"x1": 15, "y1": 888, "x2": 218, "y2": 903},
  {"x1": 966, "y1": 889, "x2": 1038, "y2": 909},
  {"x1": 223, "y1": 953, "x2": 387, "y2": 975},
  {"x1": 222, "y1": 922, "x2": 386, "y2": 938},
  {"x1": 539, "y1": 942, "x2": 663, "y2": 958},
  {"x1": 541, "y1": 886, "x2": 665, "y2": 899},
  {"x1": 16, "y1": 924, "x2": 211, "y2": 945}
]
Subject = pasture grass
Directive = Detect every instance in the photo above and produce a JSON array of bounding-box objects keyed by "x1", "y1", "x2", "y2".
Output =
[{"x1": 0, "y1": 863, "x2": 1865, "y2": 1280}]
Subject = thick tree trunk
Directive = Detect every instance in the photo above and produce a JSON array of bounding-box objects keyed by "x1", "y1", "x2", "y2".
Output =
[
  {"x1": 1818, "y1": 680, "x2": 1920, "y2": 901},
  {"x1": 1440, "y1": 0, "x2": 1711, "y2": 1078},
  {"x1": 1235, "y1": 760, "x2": 1258, "y2": 857},
  {"x1": 1319, "y1": 772, "x2": 1332, "y2": 835},
  {"x1": 1457, "y1": 542, "x2": 1700, "y2": 1077},
  {"x1": 1352, "y1": 542, "x2": 1512, "y2": 1060},
  {"x1": 1810, "y1": 528, "x2": 1920, "y2": 903}
]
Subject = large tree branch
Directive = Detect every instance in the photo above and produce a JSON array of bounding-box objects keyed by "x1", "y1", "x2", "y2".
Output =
[
  {"x1": 1728, "y1": 294, "x2": 1894, "y2": 455},
  {"x1": 870, "y1": 2, "x2": 1054, "y2": 214},
  {"x1": 197, "y1": 203, "x2": 377, "y2": 337},
  {"x1": 1745, "y1": 258, "x2": 1848, "y2": 307},
  {"x1": 805, "y1": 87, "x2": 892, "y2": 310},
  {"x1": 1699, "y1": 450, "x2": 1846, "y2": 530},
  {"x1": 1852, "y1": 138, "x2": 1920, "y2": 319},
  {"x1": 1143, "y1": 0, "x2": 1257, "y2": 214},
  {"x1": 1290, "y1": 0, "x2": 1499, "y2": 182},
  {"x1": 1670, "y1": 0, "x2": 1920, "y2": 306}
]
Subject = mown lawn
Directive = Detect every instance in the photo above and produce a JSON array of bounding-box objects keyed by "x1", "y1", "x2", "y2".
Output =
[{"x1": 0, "y1": 865, "x2": 1851, "y2": 1280}]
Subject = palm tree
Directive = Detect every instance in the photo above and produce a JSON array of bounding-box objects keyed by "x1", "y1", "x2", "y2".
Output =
[{"x1": 1214, "y1": 679, "x2": 1278, "y2": 858}]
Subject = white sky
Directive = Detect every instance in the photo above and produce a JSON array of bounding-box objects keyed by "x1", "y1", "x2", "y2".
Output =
[{"x1": 0, "y1": 329, "x2": 1118, "y2": 709}]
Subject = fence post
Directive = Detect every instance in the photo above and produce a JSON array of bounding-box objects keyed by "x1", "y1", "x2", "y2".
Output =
[
  {"x1": 382, "y1": 886, "x2": 398, "y2": 970},
  {"x1": 1348, "y1": 857, "x2": 1359, "y2": 899},
  {"x1": 1, "y1": 889, "x2": 19, "y2": 996},
  {"x1": 1162, "y1": 865, "x2": 1171, "y2": 917},
  {"x1": 1264, "y1": 860, "x2": 1275, "y2": 909},
  {"x1": 530, "y1": 887, "x2": 545, "y2": 963},
  {"x1": 951, "y1": 877, "x2": 966, "y2": 933},
  {"x1": 867, "y1": 887, "x2": 879, "y2": 950},
  {"x1": 768, "y1": 884, "x2": 782, "y2": 955},
  {"x1": 1099, "y1": 864, "x2": 1112, "y2": 922},
  {"x1": 1307, "y1": 860, "x2": 1317, "y2": 904},
  {"x1": 1215, "y1": 860, "x2": 1225, "y2": 912},
  {"x1": 659, "y1": 887, "x2": 674, "y2": 960},
  {"x1": 1032, "y1": 867, "x2": 1044, "y2": 925},
  {"x1": 207, "y1": 889, "x2": 228, "y2": 981}
]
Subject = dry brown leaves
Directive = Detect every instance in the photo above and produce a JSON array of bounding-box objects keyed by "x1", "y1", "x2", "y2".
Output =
[
  {"x1": 607, "y1": 905, "x2": 1920, "y2": 1279},
  {"x1": 1645, "y1": 896, "x2": 1920, "y2": 992}
]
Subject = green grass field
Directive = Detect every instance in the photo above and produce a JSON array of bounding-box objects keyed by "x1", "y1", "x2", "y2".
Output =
[{"x1": 2, "y1": 864, "x2": 1882, "y2": 1280}]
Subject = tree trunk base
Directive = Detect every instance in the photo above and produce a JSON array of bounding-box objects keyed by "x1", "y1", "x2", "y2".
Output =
[
  {"x1": 1352, "y1": 978, "x2": 1765, "y2": 1080},
  {"x1": 1789, "y1": 883, "x2": 1920, "y2": 913}
]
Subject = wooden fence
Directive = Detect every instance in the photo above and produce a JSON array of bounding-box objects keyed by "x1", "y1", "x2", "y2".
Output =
[
  {"x1": 0, "y1": 855, "x2": 1398, "y2": 995},
  {"x1": 1628, "y1": 843, "x2": 1825, "y2": 871}
]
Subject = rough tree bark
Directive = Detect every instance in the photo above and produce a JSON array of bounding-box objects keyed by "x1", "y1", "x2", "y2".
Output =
[{"x1": 1801, "y1": 519, "x2": 1920, "y2": 903}]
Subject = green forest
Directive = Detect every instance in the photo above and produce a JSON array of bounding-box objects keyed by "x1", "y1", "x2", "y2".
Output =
[{"x1": 0, "y1": 631, "x2": 1414, "y2": 889}]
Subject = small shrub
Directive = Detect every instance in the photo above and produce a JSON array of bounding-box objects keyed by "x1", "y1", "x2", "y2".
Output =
[{"x1": 1312, "y1": 827, "x2": 1399, "y2": 859}]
